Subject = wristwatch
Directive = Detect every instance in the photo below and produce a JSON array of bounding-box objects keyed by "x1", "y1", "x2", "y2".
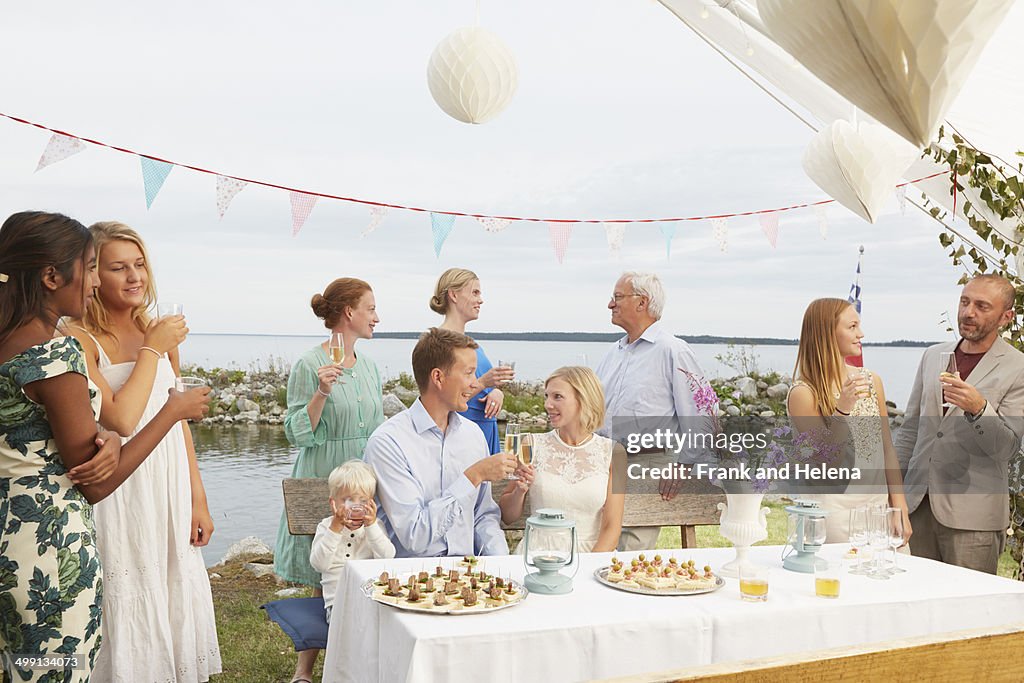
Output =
[{"x1": 965, "y1": 401, "x2": 988, "y2": 422}]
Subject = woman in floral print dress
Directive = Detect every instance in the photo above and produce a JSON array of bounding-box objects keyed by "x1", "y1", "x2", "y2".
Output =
[{"x1": 0, "y1": 212, "x2": 209, "y2": 683}]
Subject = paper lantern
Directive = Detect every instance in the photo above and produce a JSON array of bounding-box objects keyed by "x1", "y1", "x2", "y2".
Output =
[
  {"x1": 759, "y1": 0, "x2": 1013, "y2": 148},
  {"x1": 427, "y1": 27, "x2": 518, "y2": 124},
  {"x1": 802, "y1": 120, "x2": 919, "y2": 223}
]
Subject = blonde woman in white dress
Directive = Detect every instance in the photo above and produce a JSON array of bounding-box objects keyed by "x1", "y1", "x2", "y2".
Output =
[{"x1": 499, "y1": 366, "x2": 625, "y2": 553}]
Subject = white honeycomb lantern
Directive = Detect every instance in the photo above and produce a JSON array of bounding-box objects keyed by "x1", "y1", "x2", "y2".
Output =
[
  {"x1": 760, "y1": 0, "x2": 1013, "y2": 148},
  {"x1": 802, "y1": 120, "x2": 919, "y2": 224},
  {"x1": 427, "y1": 26, "x2": 519, "y2": 125}
]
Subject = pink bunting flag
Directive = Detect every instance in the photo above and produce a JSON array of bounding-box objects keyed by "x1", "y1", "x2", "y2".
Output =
[
  {"x1": 36, "y1": 133, "x2": 86, "y2": 172},
  {"x1": 362, "y1": 206, "x2": 388, "y2": 237},
  {"x1": 814, "y1": 205, "x2": 829, "y2": 239},
  {"x1": 290, "y1": 192, "x2": 318, "y2": 236},
  {"x1": 216, "y1": 176, "x2": 248, "y2": 219},
  {"x1": 476, "y1": 217, "x2": 511, "y2": 233},
  {"x1": 759, "y1": 212, "x2": 780, "y2": 248},
  {"x1": 548, "y1": 222, "x2": 573, "y2": 264},
  {"x1": 711, "y1": 217, "x2": 729, "y2": 252},
  {"x1": 604, "y1": 223, "x2": 625, "y2": 256}
]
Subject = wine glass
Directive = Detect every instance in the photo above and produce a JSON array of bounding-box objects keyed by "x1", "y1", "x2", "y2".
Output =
[
  {"x1": 886, "y1": 507, "x2": 907, "y2": 574},
  {"x1": 848, "y1": 507, "x2": 869, "y2": 575},
  {"x1": 328, "y1": 332, "x2": 346, "y2": 385},
  {"x1": 867, "y1": 507, "x2": 891, "y2": 580},
  {"x1": 504, "y1": 421, "x2": 521, "y2": 480},
  {"x1": 519, "y1": 433, "x2": 534, "y2": 468},
  {"x1": 939, "y1": 352, "x2": 958, "y2": 408}
]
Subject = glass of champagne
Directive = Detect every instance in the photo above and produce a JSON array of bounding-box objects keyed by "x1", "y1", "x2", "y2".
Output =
[
  {"x1": 939, "y1": 352, "x2": 958, "y2": 408},
  {"x1": 886, "y1": 507, "x2": 907, "y2": 574},
  {"x1": 848, "y1": 507, "x2": 869, "y2": 575},
  {"x1": 328, "y1": 332, "x2": 346, "y2": 385},
  {"x1": 519, "y1": 433, "x2": 533, "y2": 469},
  {"x1": 504, "y1": 421, "x2": 521, "y2": 480}
]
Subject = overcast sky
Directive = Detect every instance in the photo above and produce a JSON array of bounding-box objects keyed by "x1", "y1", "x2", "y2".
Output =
[{"x1": 0, "y1": 1, "x2": 966, "y2": 341}]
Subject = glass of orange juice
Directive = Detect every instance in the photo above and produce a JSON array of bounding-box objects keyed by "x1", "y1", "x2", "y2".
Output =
[
  {"x1": 815, "y1": 559, "x2": 841, "y2": 599},
  {"x1": 739, "y1": 565, "x2": 769, "y2": 602}
]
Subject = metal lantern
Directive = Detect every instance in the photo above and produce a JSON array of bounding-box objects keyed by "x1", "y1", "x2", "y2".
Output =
[
  {"x1": 522, "y1": 508, "x2": 578, "y2": 595},
  {"x1": 426, "y1": 26, "x2": 519, "y2": 125},
  {"x1": 782, "y1": 499, "x2": 828, "y2": 573}
]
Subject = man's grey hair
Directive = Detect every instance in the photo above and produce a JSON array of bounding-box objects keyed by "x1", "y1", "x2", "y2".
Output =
[{"x1": 621, "y1": 271, "x2": 665, "y2": 320}]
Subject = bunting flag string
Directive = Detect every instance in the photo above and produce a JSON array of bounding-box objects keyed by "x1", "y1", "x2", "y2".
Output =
[
  {"x1": 362, "y1": 205, "x2": 389, "y2": 237},
  {"x1": 814, "y1": 204, "x2": 829, "y2": 239},
  {"x1": 216, "y1": 175, "x2": 248, "y2": 219},
  {"x1": 289, "y1": 192, "x2": 318, "y2": 236},
  {"x1": 35, "y1": 133, "x2": 86, "y2": 172},
  {"x1": 711, "y1": 217, "x2": 729, "y2": 252},
  {"x1": 431, "y1": 212, "x2": 455, "y2": 256},
  {"x1": 140, "y1": 158, "x2": 174, "y2": 209},
  {"x1": 759, "y1": 212, "x2": 780, "y2": 248},
  {"x1": 660, "y1": 224, "x2": 676, "y2": 261},
  {"x1": 604, "y1": 223, "x2": 625, "y2": 257},
  {"x1": 0, "y1": 111, "x2": 949, "y2": 228},
  {"x1": 549, "y1": 222, "x2": 573, "y2": 264}
]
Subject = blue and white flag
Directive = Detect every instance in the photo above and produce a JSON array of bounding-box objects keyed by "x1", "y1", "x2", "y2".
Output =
[{"x1": 847, "y1": 246, "x2": 864, "y2": 367}]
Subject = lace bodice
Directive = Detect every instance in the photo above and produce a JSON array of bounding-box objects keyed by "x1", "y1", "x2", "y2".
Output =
[{"x1": 792, "y1": 368, "x2": 884, "y2": 465}]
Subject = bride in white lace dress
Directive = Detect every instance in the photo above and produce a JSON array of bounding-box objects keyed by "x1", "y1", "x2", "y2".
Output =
[
  {"x1": 787, "y1": 298, "x2": 912, "y2": 544},
  {"x1": 500, "y1": 367, "x2": 625, "y2": 552}
]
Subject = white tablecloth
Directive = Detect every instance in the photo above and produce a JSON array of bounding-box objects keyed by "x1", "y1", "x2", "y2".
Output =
[{"x1": 322, "y1": 545, "x2": 1024, "y2": 683}]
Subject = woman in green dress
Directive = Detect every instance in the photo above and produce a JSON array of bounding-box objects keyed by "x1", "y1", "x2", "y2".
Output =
[
  {"x1": 0, "y1": 211, "x2": 210, "y2": 682},
  {"x1": 274, "y1": 277, "x2": 384, "y2": 683}
]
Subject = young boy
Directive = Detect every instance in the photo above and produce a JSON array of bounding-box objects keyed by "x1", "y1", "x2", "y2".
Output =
[{"x1": 309, "y1": 460, "x2": 396, "y2": 620}]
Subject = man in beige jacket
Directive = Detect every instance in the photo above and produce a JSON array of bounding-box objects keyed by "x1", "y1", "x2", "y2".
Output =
[{"x1": 896, "y1": 274, "x2": 1024, "y2": 574}]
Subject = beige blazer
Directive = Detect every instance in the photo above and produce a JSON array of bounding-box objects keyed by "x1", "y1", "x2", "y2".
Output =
[{"x1": 895, "y1": 337, "x2": 1024, "y2": 531}]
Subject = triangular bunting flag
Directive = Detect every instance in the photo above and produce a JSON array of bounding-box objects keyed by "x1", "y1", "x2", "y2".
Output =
[
  {"x1": 216, "y1": 176, "x2": 248, "y2": 219},
  {"x1": 759, "y1": 212, "x2": 780, "y2": 248},
  {"x1": 35, "y1": 134, "x2": 86, "y2": 172},
  {"x1": 604, "y1": 223, "x2": 625, "y2": 257},
  {"x1": 895, "y1": 185, "x2": 908, "y2": 215},
  {"x1": 290, "y1": 192, "x2": 318, "y2": 236},
  {"x1": 362, "y1": 206, "x2": 388, "y2": 237},
  {"x1": 548, "y1": 222, "x2": 573, "y2": 264},
  {"x1": 815, "y1": 205, "x2": 829, "y2": 239},
  {"x1": 431, "y1": 212, "x2": 455, "y2": 256},
  {"x1": 659, "y1": 224, "x2": 676, "y2": 261},
  {"x1": 476, "y1": 217, "x2": 511, "y2": 233},
  {"x1": 711, "y1": 217, "x2": 728, "y2": 252},
  {"x1": 140, "y1": 158, "x2": 174, "y2": 209}
]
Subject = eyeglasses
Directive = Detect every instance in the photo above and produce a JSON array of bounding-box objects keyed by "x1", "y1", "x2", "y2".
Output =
[{"x1": 610, "y1": 293, "x2": 643, "y2": 303}]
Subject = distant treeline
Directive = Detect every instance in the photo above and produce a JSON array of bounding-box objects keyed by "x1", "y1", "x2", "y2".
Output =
[{"x1": 371, "y1": 332, "x2": 938, "y2": 347}]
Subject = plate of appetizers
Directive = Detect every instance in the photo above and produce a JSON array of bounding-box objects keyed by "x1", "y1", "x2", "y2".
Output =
[
  {"x1": 594, "y1": 554, "x2": 725, "y2": 596},
  {"x1": 362, "y1": 561, "x2": 528, "y2": 614}
]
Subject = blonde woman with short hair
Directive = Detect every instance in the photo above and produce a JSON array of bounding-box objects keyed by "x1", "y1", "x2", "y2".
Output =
[{"x1": 499, "y1": 366, "x2": 626, "y2": 552}]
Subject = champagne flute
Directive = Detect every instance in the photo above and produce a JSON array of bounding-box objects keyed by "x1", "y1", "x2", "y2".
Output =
[
  {"x1": 886, "y1": 507, "x2": 907, "y2": 574},
  {"x1": 328, "y1": 332, "x2": 346, "y2": 385},
  {"x1": 939, "y1": 352, "x2": 958, "y2": 408},
  {"x1": 504, "y1": 421, "x2": 521, "y2": 480},
  {"x1": 867, "y1": 507, "x2": 890, "y2": 580},
  {"x1": 519, "y1": 433, "x2": 534, "y2": 468},
  {"x1": 848, "y1": 507, "x2": 869, "y2": 575}
]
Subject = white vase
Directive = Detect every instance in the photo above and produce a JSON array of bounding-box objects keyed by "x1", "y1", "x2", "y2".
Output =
[{"x1": 717, "y1": 490, "x2": 770, "y2": 578}]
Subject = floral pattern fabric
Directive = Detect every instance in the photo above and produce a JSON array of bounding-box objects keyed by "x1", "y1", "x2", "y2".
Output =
[{"x1": 1, "y1": 337, "x2": 103, "y2": 682}]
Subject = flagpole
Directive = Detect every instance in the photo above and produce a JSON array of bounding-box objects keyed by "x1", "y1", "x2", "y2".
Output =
[{"x1": 847, "y1": 245, "x2": 865, "y2": 368}]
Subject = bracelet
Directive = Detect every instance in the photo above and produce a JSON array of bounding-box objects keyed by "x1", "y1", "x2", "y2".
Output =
[
  {"x1": 139, "y1": 346, "x2": 162, "y2": 359},
  {"x1": 316, "y1": 386, "x2": 332, "y2": 397},
  {"x1": 834, "y1": 407, "x2": 850, "y2": 416}
]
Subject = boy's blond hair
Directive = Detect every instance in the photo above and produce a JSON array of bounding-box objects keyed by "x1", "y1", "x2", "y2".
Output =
[{"x1": 328, "y1": 460, "x2": 377, "y2": 500}]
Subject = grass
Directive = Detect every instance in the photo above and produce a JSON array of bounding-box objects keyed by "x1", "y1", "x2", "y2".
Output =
[{"x1": 210, "y1": 502, "x2": 1016, "y2": 682}]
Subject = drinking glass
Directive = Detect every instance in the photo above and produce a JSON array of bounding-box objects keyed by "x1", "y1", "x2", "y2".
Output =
[
  {"x1": 815, "y1": 559, "x2": 841, "y2": 598},
  {"x1": 867, "y1": 507, "x2": 891, "y2": 579},
  {"x1": 886, "y1": 507, "x2": 907, "y2": 574},
  {"x1": 496, "y1": 360, "x2": 516, "y2": 385},
  {"x1": 175, "y1": 376, "x2": 206, "y2": 392},
  {"x1": 328, "y1": 332, "x2": 346, "y2": 385},
  {"x1": 504, "y1": 421, "x2": 521, "y2": 480},
  {"x1": 939, "y1": 352, "x2": 958, "y2": 408},
  {"x1": 848, "y1": 507, "x2": 869, "y2": 575},
  {"x1": 345, "y1": 499, "x2": 367, "y2": 523},
  {"x1": 739, "y1": 564, "x2": 769, "y2": 602},
  {"x1": 157, "y1": 302, "x2": 183, "y2": 318}
]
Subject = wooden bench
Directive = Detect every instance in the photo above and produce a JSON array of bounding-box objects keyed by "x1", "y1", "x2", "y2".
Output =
[
  {"x1": 595, "y1": 622, "x2": 1024, "y2": 683},
  {"x1": 283, "y1": 469, "x2": 725, "y2": 547}
]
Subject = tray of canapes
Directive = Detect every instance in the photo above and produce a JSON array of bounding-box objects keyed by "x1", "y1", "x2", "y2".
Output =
[
  {"x1": 594, "y1": 554, "x2": 724, "y2": 596},
  {"x1": 362, "y1": 558, "x2": 528, "y2": 614}
]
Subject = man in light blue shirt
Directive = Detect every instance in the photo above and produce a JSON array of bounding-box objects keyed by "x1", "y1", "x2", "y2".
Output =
[
  {"x1": 596, "y1": 271, "x2": 714, "y2": 550},
  {"x1": 364, "y1": 327, "x2": 516, "y2": 558}
]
